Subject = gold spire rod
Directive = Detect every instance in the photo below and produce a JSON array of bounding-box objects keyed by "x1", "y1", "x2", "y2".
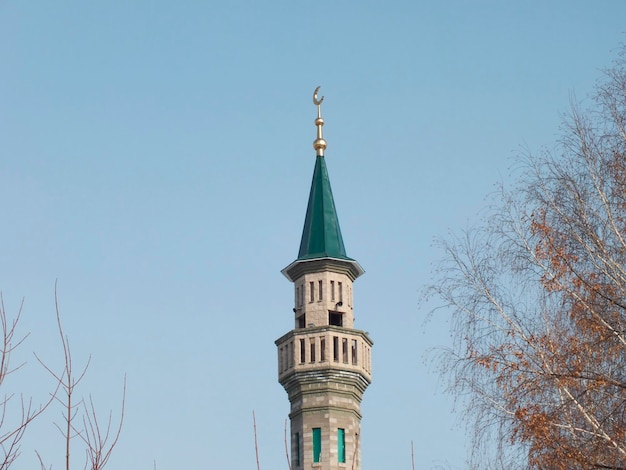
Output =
[{"x1": 312, "y1": 86, "x2": 327, "y2": 157}]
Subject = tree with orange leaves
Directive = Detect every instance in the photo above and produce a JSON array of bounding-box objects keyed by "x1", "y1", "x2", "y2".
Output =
[{"x1": 428, "y1": 46, "x2": 626, "y2": 469}]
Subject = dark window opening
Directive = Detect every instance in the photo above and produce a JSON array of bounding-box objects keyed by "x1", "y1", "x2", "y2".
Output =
[
  {"x1": 300, "y1": 339, "x2": 306, "y2": 363},
  {"x1": 310, "y1": 338, "x2": 316, "y2": 363},
  {"x1": 352, "y1": 339, "x2": 358, "y2": 365},
  {"x1": 295, "y1": 432, "x2": 300, "y2": 467},
  {"x1": 298, "y1": 314, "x2": 306, "y2": 329},
  {"x1": 342, "y1": 338, "x2": 348, "y2": 363},
  {"x1": 333, "y1": 336, "x2": 339, "y2": 362},
  {"x1": 320, "y1": 337, "x2": 326, "y2": 362},
  {"x1": 329, "y1": 311, "x2": 343, "y2": 327}
]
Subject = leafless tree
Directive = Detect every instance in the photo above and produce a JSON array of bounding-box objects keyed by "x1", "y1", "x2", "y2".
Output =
[
  {"x1": 36, "y1": 284, "x2": 125, "y2": 470},
  {"x1": 426, "y1": 45, "x2": 626, "y2": 469},
  {"x1": 0, "y1": 295, "x2": 56, "y2": 469}
]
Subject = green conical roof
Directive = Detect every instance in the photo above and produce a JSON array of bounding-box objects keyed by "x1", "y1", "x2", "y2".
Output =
[{"x1": 297, "y1": 155, "x2": 351, "y2": 261}]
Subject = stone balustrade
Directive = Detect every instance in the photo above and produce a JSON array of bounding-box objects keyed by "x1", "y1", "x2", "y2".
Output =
[{"x1": 276, "y1": 326, "x2": 373, "y2": 384}]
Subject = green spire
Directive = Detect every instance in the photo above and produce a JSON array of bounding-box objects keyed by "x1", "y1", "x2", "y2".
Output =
[{"x1": 297, "y1": 155, "x2": 350, "y2": 260}]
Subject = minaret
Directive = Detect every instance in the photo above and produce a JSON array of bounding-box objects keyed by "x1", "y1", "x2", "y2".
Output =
[{"x1": 276, "y1": 87, "x2": 373, "y2": 470}]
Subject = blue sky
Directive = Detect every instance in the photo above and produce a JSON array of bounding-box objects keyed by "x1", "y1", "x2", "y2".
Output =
[{"x1": 1, "y1": 1, "x2": 625, "y2": 468}]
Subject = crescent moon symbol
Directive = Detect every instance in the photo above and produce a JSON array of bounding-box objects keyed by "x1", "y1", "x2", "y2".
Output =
[{"x1": 313, "y1": 86, "x2": 324, "y2": 106}]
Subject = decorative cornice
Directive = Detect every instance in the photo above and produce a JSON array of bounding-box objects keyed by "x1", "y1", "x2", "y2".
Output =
[{"x1": 282, "y1": 257, "x2": 364, "y2": 282}]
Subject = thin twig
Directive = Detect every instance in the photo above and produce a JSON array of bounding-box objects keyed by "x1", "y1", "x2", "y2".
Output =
[
  {"x1": 77, "y1": 375, "x2": 126, "y2": 469},
  {"x1": 284, "y1": 419, "x2": 292, "y2": 470},
  {"x1": 351, "y1": 432, "x2": 359, "y2": 470},
  {"x1": 253, "y1": 410, "x2": 261, "y2": 470}
]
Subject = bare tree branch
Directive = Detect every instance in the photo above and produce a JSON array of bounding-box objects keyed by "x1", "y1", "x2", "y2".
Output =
[
  {"x1": 0, "y1": 294, "x2": 57, "y2": 469},
  {"x1": 283, "y1": 419, "x2": 291, "y2": 470},
  {"x1": 253, "y1": 410, "x2": 261, "y2": 470},
  {"x1": 36, "y1": 282, "x2": 125, "y2": 470}
]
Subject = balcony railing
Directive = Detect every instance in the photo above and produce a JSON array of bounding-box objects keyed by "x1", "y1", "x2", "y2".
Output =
[{"x1": 276, "y1": 326, "x2": 372, "y2": 382}]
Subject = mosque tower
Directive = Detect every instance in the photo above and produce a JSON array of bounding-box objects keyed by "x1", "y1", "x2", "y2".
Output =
[{"x1": 275, "y1": 87, "x2": 373, "y2": 470}]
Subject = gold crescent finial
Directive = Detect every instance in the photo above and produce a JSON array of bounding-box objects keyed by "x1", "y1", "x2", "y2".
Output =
[
  {"x1": 313, "y1": 86, "x2": 324, "y2": 106},
  {"x1": 312, "y1": 86, "x2": 327, "y2": 156}
]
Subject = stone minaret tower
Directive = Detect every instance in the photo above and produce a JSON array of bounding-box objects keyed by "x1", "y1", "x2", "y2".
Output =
[{"x1": 276, "y1": 87, "x2": 373, "y2": 470}]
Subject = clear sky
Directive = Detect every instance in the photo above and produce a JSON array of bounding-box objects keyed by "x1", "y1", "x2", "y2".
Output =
[{"x1": 1, "y1": 1, "x2": 625, "y2": 468}]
